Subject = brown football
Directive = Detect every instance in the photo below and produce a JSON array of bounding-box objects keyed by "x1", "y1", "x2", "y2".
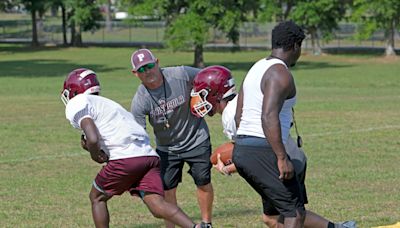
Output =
[{"x1": 210, "y1": 142, "x2": 234, "y2": 165}]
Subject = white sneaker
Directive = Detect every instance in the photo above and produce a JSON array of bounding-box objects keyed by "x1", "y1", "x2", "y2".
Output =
[{"x1": 336, "y1": 220, "x2": 357, "y2": 228}]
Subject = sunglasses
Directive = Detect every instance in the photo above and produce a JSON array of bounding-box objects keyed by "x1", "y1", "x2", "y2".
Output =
[{"x1": 137, "y1": 62, "x2": 156, "y2": 73}]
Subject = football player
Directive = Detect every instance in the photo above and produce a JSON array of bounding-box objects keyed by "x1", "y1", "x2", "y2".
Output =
[
  {"x1": 61, "y1": 68, "x2": 200, "y2": 228},
  {"x1": 190, "y1": 65, "x2": 356, "y2": 228}
]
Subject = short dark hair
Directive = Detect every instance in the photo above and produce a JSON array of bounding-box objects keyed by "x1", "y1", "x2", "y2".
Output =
[{"x1": 271, "y1": 21, "x2": 305, "y2": 51}]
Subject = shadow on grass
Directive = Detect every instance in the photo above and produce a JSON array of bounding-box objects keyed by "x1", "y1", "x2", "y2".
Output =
[
  {"x1": 0, "y1": 44, "x2": 66, "y2": 53},
  {"x1": 205, "y1": 61, "x2": 255, "y2": 72},
  {"x1": 295, "y1": 60, "x2": 352, "y2": 71},
  {"x1": 212, "y1": 206, "x2": 260, "y2": 219},
  {"x1": 0, "y1": 59, "x2": 123, "y2": 78},
  {"x1": 124, "y1": 207, "x2": 259, "y2": 227},
  {"x1": 206, "y1": 60, "x2": 353, "y2": 73}
]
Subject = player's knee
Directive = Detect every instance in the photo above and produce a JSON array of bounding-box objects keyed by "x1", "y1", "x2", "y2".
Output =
[
  {"x1": 149, "y1": 208, "x2": 164, "y2": 219},
  {"x1": 89, "y1": 187, "x2": 109, "y2": 204},
  {"x1": 296, "y1": 208, "x2": 306, "y2": 223},
  {"x1": 197, "y1": 182, "x2": 213, "y2": 192},
  {"x1": 192, "y1": 173, "x2": 211, "y2": 187},
  {"x1": 148, "y1": 202, "x2": 177, "y2": 219},
  {"x1": 262, "y1": 214, "x2": 278, "y2": 228}
]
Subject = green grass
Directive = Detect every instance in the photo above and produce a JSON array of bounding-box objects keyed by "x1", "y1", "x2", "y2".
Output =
[{"x1": 0, "y1": 44, "x2": 399, "y2": 227}]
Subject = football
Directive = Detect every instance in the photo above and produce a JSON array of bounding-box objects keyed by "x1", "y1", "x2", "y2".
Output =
[{"x1": 210, "y1": 142, "x2": 234, "y2": 165}]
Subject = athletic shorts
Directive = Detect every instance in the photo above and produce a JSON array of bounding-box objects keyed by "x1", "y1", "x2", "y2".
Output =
[
  {"x1": 233, "y1": 136, "x2": 305, "y2": 218},
  {"x1": 156, "y1": 138, "x2": 212, "y2": 190},
  {"x1": 93, "y1": 156, "x2": 164, "y2": 197}
]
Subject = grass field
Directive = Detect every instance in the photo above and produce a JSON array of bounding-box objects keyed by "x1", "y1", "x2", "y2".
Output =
[{"x1": 0, "y1": 44, "x2": 399, "y2": 228}]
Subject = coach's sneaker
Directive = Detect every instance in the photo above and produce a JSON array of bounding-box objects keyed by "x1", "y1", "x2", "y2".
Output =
[
  {"x1": 335, "y1": 220, "x2": 357, "y2": 228},
  {"x1": 200, "y1": 222, "x2": 212, "y2": 228}
]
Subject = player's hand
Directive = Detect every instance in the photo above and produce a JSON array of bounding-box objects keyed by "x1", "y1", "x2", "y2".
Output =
[
  {"x1": 91, "y1": 150, "x2": 109, "y2": 164},
  {"x1": 81, "y1": 134, "x2": 88, "y2": 151},
  {"x1": 277, "y1": 157, "x2": 294, "y2": 180},
  {"x1": 213, "y1": 154, "x2": 226, "y2": 174}
]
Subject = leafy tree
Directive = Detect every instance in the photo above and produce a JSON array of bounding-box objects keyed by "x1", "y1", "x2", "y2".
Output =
[
  {"x1": 289, "y1": 0, "x2": 348, "y2": 55},
  {"x1": 257, "y1": 0, "x2": 295, "y2": 22},
  {"x1": 352, "y1": 0, "x2": 400, "y2": 56},
  {"x1": 125, "y1": 0, "x2": 254, "y2": 67},
  {"x1": 0, "y1": 0, "x2": 15, "y2": 11},
  {"x1": 65, "y1": 0, "x2": 102, "y2": 46}
]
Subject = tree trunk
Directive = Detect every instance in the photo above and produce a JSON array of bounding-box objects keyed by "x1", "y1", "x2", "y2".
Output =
[
  {"x1": 61, "y1": 4, "x2": 67, "y2": 45},
  {"x1": 193, "y1": 44, "x2": 204, "y2": 68},
  {"x1": 105, "y1": 0, "x2": 112, "y2": 32},
  {"x1": 385, "y1": 20, "x2": 396, "y2": 56},
  {"x1": 31, "y1": 9, "x2": 39, "y2": 46},
  {"x1": 310, "y1": 29, "x2": 321, "y2": 55},
  {"x1": 70, "y1": 21, "x2": 75, "y2": 45},
  {"x1": 73, "y1": 25, "x2": 82, "y2": 47}
]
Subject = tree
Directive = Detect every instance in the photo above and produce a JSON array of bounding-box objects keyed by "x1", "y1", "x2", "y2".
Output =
[
  {"x1": 0, "y1": 0, "x2": 15, "y2": 12},
  {"x1": 65, "y1": 0, "x2": 102, "y2": 46},
  {"x1": 49, "y1": 0, "x2": 68, "y2": 45},
  {"x1": 20, "y1": 0, "x2": 47, "y2": 46},
  {"x1": 289, "y1": 0, "x2": 348, "y2": 55},
  {"x1": 257, "y1": 0, "x2": 295, "y2": 22},
  {"x1": 126, "y1": 0, "x2": 254, "y2": 67},
  {"x1": 352, "y1": 0, "x2": 400, "y2": 56}
]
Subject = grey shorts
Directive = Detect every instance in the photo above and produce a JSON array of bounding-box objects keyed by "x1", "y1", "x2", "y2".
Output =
[{"x1": 156, "y1": 138, "x2": 212, "y2": 190}]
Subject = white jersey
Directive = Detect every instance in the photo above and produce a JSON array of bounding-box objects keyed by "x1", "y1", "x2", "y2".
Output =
[
  {"x1": 236, "y1": 58, "x2": 296, "y2": 144},
  {"x1": 65, "y1": 94, "x2": 158, "y2": 160},
  {"x1": 222, "y1": 96, "x2": 238, "y2": 140}
]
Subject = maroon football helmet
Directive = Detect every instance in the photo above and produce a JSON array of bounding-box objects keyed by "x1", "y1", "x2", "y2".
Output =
[
  {"x1": 190, "y1": 65, "x2": 236, "y2": 117},
  {"x1": 61, "y1": 68, "x2": 101, "y2": 105}
]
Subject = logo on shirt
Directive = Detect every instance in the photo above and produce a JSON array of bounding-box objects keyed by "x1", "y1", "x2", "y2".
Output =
[{"x1": 150, "y1": 95, "x2": 185, "y2": 118}]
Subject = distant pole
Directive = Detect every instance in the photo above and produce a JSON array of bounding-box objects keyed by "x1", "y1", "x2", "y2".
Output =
[{"x1": 129, "y1": 23, "x2": 132, "y2": 42}]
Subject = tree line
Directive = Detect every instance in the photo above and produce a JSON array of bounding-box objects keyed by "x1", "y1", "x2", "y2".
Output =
[{"x1": 1, "y1": 0, "x2": 399, "y2": 67}]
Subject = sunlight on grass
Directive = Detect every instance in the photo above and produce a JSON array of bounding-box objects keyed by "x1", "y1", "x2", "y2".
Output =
[{"x1": 0, "y1": 44, "x2": 399, "y2": 227}]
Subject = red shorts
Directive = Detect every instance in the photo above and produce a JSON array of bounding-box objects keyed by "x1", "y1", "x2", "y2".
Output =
[{"x1": 93, "y1": 156, "x2": 164, "y2": 197}]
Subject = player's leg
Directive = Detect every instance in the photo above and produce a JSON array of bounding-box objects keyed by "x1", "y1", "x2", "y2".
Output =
[
  {"x1": 261, "y1": 198, "x2": 280, "y2": 228},
  {"x1": 90, "y1": 162, "x2": 124, "y2": 228},
  {"x1": 156, "y1": 149, "x2": 185, "y2": 228},
  {"x1": 89, "y1": 183, "x2": 112, "y2": 227},
  {"x1": 196, "y1": 183, "x2": 213, "y2": 226},
  {"x1": 233, "y1": 139, "x2": 305, "y2": 227},
  {"x1": 164, "y1": 188, "x2": 178, "y2": 228},
  {"x1": 143, "y1": 192, "x2": 197, "y2": 228},
  {"x1": 186, "y1": 139, "x2": 213, "y2": 227}
]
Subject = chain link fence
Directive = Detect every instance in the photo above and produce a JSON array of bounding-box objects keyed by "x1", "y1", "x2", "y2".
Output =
[{"x1": 1, "y1": 20, "x2": 399, "y2": 51}]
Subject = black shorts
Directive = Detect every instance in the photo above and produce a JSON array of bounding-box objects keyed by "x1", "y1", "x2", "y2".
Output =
[
  {"x1": 262, "y1": 162, "x2": 308, "y2": 216},
  {"x1": 233, "y1": 136, "x2": 305, "y2": 218},
  {"x1": 156, "y1": 139, "x2": 212, "y2": 190}
]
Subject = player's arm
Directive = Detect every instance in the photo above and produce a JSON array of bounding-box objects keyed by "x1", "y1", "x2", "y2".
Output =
[
  {"x1": 234, "y1": 81, "x2": 244, "y2": 128},
  {"x1": 261, "y1": 65, "x2": 294, "y2": 180},
  {"x1": 80, "y1": 117, "x2": 109, "y2": 164}
]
